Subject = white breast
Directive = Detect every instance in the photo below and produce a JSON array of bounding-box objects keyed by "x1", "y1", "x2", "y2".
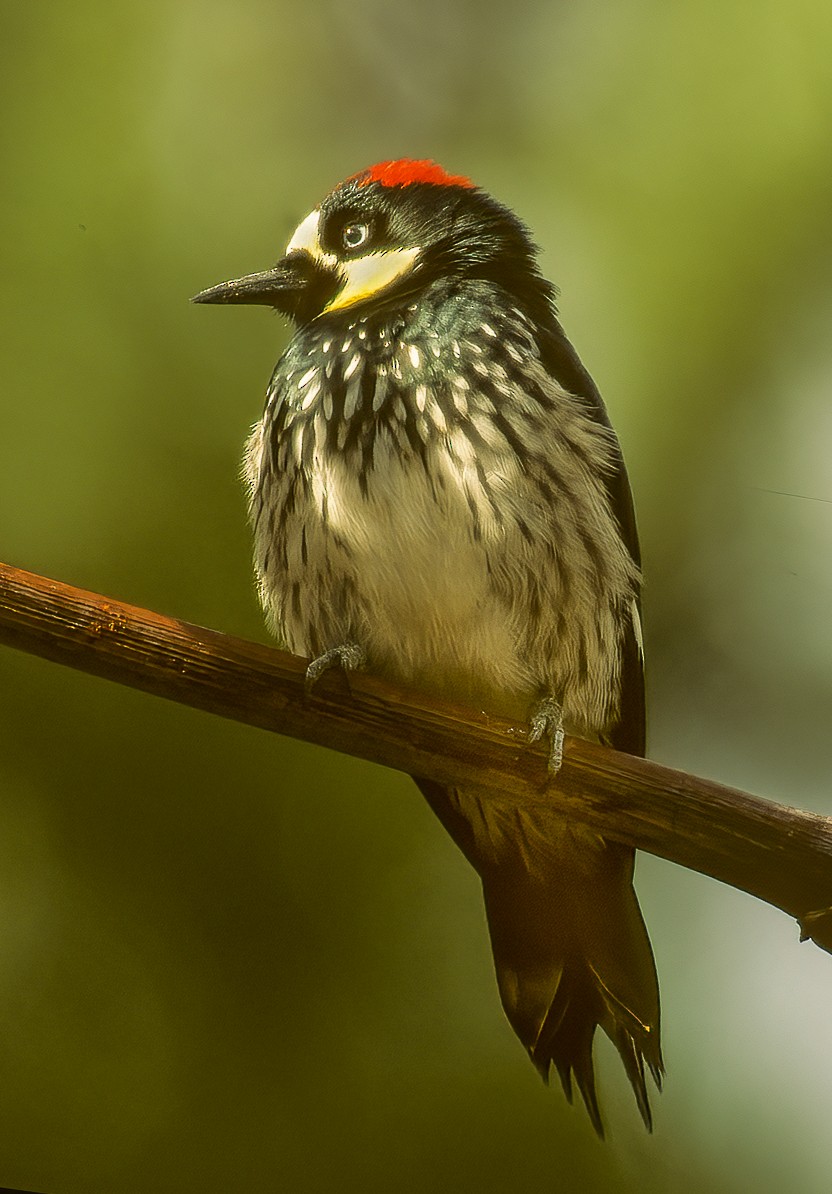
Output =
[
  {"x1": 250, "y1": 410, "x2": 536, "y2": 712},
  {"x1": 323, "y1": 426, "x2": 534, "y2": 706}
]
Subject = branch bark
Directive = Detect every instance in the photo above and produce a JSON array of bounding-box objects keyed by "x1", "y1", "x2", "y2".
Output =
[{"x1": 1, "y1": 560, "x2": 831, "y2": 953}]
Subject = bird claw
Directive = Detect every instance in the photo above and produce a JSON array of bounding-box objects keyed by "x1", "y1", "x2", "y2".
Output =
[
  {"x1": 529, "y1": 697, "x2": 565, "y2": 773},
  {"x1": 304, "y1": 641, "x2": 366, "y2": 693}
]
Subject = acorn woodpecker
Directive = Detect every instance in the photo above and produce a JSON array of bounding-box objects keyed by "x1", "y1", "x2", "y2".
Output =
[{"x1": 194, "y1": 159, "x2": 663, "y2": 1135}]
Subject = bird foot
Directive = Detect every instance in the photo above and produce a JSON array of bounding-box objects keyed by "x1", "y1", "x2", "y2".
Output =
[
  {"x1": 529, "y1": 697, "x2": 565, "y2": 773},
  {"x1": 305, "y1": 641, "x2": 367, "y2": 693}
]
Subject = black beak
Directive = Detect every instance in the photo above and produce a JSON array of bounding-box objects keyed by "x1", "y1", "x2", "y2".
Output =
[
  {"x1": 192, "y1": 250, "x2": 338, "y2": 323},
  {"x1": 192, "y1": 254, "x2": 307, "y2": 307}
]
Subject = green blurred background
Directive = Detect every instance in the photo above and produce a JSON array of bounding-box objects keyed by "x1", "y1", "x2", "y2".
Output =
[{"x1": 1, "y1": 2, "x2": 831, "y2": 1191}]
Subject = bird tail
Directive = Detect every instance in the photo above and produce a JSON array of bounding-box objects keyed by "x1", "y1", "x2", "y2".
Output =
[{"x1": 417, "y1": 778, "x2": 663, "y2": 1137}]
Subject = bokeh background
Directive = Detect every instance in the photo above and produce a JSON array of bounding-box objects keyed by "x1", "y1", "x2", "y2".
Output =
[{"x1": 2, "y1": 2, "x2": 832, "y2": 1191}]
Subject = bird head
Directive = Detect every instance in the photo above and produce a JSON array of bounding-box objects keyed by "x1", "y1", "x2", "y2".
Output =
[{"x1": 192, "y1": 159, "x2": 555, "y2": 326}]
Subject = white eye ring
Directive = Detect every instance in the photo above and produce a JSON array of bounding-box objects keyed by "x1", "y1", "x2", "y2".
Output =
[{"x1": 342, "y1": 222, "x2": 371, "y2": 250}]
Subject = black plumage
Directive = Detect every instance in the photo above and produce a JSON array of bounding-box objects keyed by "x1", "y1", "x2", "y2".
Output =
[{"x1": 194, "y1": 159, "x2": 663, "y2": 1134}]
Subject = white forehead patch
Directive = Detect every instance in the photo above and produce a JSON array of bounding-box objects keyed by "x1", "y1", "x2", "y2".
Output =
[
  {"x1": 285, "y1": 208, "x2": 340, "y2": 270},
  {"x1": 286, "y1": 208, "x2": 320, "y2": 255}
]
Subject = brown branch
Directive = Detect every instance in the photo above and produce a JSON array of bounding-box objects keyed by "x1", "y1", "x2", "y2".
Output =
[{"x1": 1, "y1": 560, "x2": 831, "y2": 953}]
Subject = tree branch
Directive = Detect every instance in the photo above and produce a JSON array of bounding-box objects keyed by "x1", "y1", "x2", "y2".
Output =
[{"x1": 1, "y1": 560, "x2": 831, "y2": 953}]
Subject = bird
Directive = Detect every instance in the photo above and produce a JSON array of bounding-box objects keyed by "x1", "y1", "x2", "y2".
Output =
[{"x1": 193, "y1": 158, "x2": 663, "y2": 1136}]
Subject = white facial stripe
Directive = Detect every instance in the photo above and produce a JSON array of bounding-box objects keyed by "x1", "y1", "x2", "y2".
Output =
[
  {"x1": 285, "y1": 209, "x2": 420, "y2": 313},
  {"x1": 324, "y1": 247, "x2": 420, "y2": 314},
  {"x1": 285, "y1": 208, "x2": 338, "y2": 269}
]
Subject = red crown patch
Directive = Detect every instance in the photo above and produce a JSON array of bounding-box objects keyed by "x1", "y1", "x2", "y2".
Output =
[{"x1": 353, "y1": 159, "x2": 475, "y2": 190}]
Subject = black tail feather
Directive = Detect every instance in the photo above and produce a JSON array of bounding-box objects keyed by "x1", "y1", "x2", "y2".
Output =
[{"x1": 417, "y1": 777, "x2": 663, "y2": 1137}]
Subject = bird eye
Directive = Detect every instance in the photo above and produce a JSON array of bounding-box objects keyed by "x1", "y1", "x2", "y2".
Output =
[{"x1": 342, "y1": 222, "x2": 371, "y2": 251}]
